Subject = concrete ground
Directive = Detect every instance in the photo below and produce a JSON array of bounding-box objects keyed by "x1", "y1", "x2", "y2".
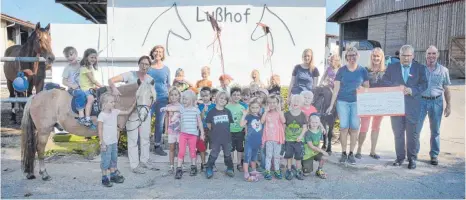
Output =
[{"x1": 1, "y1": 80, "x2": 465, "y2": 199}]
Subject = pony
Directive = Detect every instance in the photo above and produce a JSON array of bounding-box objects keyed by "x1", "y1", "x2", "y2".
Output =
[
  {"x1": 20, "y1": 78, "x2": 156, "y2": 181},
  {"x1": 3, "y1": 22, "x2": 55, "y2": 124}
]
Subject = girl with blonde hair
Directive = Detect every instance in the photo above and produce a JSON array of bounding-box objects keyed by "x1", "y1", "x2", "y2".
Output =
[
  {"x1": 288, "y1": 48, "x2": 320, "y2": 103},
  {"x1": 250, "y1": 69, "x2": 266, "y2": 89}
]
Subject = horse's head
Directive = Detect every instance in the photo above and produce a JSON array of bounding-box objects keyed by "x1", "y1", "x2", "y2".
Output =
[
  {"x1": 33, "y1": 22, "x2": 55, "y2": 65},
  {"x1": 135, "y1": 78, "x2": 157, "y2": 117}
]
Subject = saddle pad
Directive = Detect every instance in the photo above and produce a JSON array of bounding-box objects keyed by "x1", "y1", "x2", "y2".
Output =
[{"x1": 70, "y1": 90, "x2": 100, "y2": 117}]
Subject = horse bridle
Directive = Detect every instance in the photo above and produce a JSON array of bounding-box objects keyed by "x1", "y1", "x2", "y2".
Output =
[{"x1": 124, "y1": 97, "x2": 154, "y2": 132}]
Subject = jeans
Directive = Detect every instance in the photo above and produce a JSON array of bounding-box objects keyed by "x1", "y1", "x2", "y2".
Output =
[
  {"x1": 336, "y1": 100, "x2": 360, "y2": 130},
  {"x1": 151, "y1": 97, "x2": 168, "y2": 146},
  {"x1": 417, "y1": 96, "x2": 443, "y2": 158},
  {"x1": 101, "y1": 143, "x2": 118, "y2": 170}
]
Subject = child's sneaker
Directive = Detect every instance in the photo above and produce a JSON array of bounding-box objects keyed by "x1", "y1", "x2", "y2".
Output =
[
  {"x1": 200, "y1": 163, "x2": 205, "y2": 172},
  {"x1": 316, "y1": 169, "x2": 327, "y2": 179},
  {"x1": 256, "y1": 167, "x2": 265, "y2": 173},
  {"x1": 291, "y1": 165, "x2": 297, "y2": 175},
  {"x1": 274, "y1": 170, "x2": 283, "y2": 179},
  {"x1": 89, "y1": 123, "x2": 97, "y2": 130},
  {"x1": 78, "y1": 117, "x2": 90, "y2": 126},
  {"x1": 190, "y1": 165, "x2": 198, "y2": 176},
  {"x1": 110, "y1": 174, "x2": 125, "y2": 183},
  {"x1": 264, "y1": 170, "x2": 272, "y2": 180},
  {"x1": 102, "y1": 176, "x2": 113, "y2": 187},
  {"x1": 295, "y1": 169, "x2": 304, "y2": 180},
  {"x1": 225, "y1": 169, "x2": 235, "y2": 177},
  {"x1": 236, "y1": 164, "x2": 243, "y2": 172},
  {"x1": 175, "y1": 167, "x2": 183, "y2": 179},
  {"x1": 168, "y1": 165, "x2": 175, "y2": 174},
  {"x1": 206, "y1": 167, "x2": 214, "y2": 179},
  {"x1": 285, "y1": 169, "x2": 293, "y2": 180}
]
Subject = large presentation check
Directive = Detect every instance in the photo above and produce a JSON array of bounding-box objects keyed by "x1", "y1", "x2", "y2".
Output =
[{"x1": 357, "y1": 86, "x2": 405, "y2": 117}]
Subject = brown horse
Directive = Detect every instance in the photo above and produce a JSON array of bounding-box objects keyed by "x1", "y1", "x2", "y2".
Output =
[
  {"x1": 3, "y1": 22, "x2": 55, "y2": 124},
  {"x1": 21, "y1": 79, "x2": 156, "y2": 180}
]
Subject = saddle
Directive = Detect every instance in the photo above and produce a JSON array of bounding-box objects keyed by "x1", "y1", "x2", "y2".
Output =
[{"x1": 70, "y1": 87, "x2": 108, "y2": 117}]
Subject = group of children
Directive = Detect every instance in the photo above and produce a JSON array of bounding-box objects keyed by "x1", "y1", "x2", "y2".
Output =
[
  {"x1": 158, "y1": 70, "x2": 329, "y2": 182},
  {"x1": 61, "y1": 46, "x2": 103, "y2": 130},
  {"x1": 59, "y1": 43, "x2": 330, "y2": 185}
]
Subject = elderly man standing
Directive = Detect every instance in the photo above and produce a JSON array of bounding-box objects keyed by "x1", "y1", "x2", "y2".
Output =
[
  {"x1": 417, "y1": 45, "x2": 451, "y2": 166},
  {"x1": 382, "y1": 45, "x2": 428, "y2": 169}
]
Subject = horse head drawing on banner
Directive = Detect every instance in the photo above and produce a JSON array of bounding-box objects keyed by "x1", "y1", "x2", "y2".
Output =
[{"x1": 141, "y1": 2, "x2": 192, "y2": 56}]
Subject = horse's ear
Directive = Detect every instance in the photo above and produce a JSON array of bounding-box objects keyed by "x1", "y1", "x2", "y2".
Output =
[
  {"x1": 45, "y1": 23, "x2": 50, "y2": 31},
  {"x1": 150, "y1": 79, "x2": 155, "y2": 85},
  {"x1": 137, "y1": 79, "x2": 141, "y2": 86},
  {"x1": 35, "y1": 22, "x2": 41, "y2": 31}
]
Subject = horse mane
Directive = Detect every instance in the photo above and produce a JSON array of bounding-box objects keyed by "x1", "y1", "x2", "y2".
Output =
[{"x1": 19, "y1": 30, "x2": 38, "y2": 57}]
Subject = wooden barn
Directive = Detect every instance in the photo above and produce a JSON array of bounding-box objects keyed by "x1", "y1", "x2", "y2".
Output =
[{"x1": 328, "y1": 0, "x2": 465, "y2": 78}]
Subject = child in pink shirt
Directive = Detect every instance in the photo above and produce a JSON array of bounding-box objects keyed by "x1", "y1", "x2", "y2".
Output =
[
  {"x1": 261, "y1": 94, "x2": 285, "y2": 180},
  {"x1": 301, "y1": 91, "x2": 317, "y2": 118}
]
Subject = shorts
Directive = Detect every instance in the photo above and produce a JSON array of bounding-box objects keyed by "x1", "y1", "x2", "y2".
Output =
[
  {"x1": 230, "y1": 131, "x2": 245, "y2": 152},
  {"x1": 243, "y1": 142, "x2": 260, "y2": 163},
  {"x1": 196, "y1": 137, "x2": 207, "y2": 152},
  {"x1": 284, "y1": 141, "x2": 304, "y2": 160},
  {"x1": 302, "y1": 153, "x2": 323, "y2": 173},
  {"x1": 168, "y1": 133, "x2": 180, "y2": 144},
  {"x1": 336, "y1": 100, "x2": 359, "y2": 130}
]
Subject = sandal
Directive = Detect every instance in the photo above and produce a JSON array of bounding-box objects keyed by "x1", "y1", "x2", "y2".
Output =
[
  {"x1": 244, "y1": 174, "x2": 259, "y2": 182},
  {"x1": 316, "y1": 169, "x2": 327, "y2": 179},
  {"x1": 369, "y1": 153, "x2": 380, "y2": 159}
]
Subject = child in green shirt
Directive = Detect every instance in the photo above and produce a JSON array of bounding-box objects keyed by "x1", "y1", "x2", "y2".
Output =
[{"x1": 302, "y1": 114, "x2": 328, "y2": 179}]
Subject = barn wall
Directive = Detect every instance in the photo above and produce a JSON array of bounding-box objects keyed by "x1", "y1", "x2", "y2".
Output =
[
  {"x1": 407, "y1": 0, "x2": 465, "y2": 66},
  {"x1": 384, "y1": 12, "x2": 408, "y2": 56},
  {"x1": 336, "y1": 0, "x2": 454, "y2": 23},
  {"x1": 368, "y1": 15, "x2": 386, "y2": 52}
]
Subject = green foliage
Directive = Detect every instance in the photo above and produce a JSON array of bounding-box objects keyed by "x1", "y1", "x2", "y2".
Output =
[
  {"x1": 118, "y1": 131, "x2": 128, "y2": 154},
  {"x1": 45, "y1": 137, "x2": 100, "y2": 158},
  {"x1": 280, "y1": 86, "x2": 289, "y2": 112}
]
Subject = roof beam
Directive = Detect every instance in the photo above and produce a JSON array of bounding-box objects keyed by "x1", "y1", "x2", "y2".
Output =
[{"x1": 56, "y1": 0, "x2": 106, "y2": 5}]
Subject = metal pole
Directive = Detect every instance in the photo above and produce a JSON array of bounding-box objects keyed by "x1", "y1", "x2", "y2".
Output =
[
  {"x1": 0, "y1": 97, "x2": 29, "y2": 103},
  {"x1": 1, "y1": 57, "x2": 139, "y2": 63},
  {"x1": 1, "y1": 57, "x2": 46, "y2": 62}
]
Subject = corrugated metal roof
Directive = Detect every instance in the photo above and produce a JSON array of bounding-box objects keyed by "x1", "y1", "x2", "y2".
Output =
[
  {"x1": 327, "y1": 0, "x2": 459, "y2": 23},
  {"x1": 56, "y1": 0, "x2": 107, "y2": 24}
]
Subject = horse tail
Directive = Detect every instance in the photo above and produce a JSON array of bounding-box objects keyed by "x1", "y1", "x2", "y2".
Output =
[{"x1": 21, "y1": 97, "x2": 36, "y2": 175}]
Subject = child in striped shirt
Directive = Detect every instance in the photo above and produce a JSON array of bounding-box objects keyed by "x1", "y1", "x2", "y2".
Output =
[{"x1": 161, "y1": 90, "x2": 205, "y2": 179}]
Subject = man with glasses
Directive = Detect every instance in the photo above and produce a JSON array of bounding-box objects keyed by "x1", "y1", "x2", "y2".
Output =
[
  {"x1": 382, "y1": 45, "x2": 428, "y2": 169},
  {"x1": 416, "y1": 45, "x2": 451, "y2": 166}
]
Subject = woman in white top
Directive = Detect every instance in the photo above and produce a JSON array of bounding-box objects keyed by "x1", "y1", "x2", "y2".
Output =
[{"x1": 108, "y1": 55, "x2": 157, "y2": 174}]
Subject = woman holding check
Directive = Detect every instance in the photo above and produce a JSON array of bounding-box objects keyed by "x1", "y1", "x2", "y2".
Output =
[{"x1": 355, "y1": 47, "x2": 386, "y2": 160}]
